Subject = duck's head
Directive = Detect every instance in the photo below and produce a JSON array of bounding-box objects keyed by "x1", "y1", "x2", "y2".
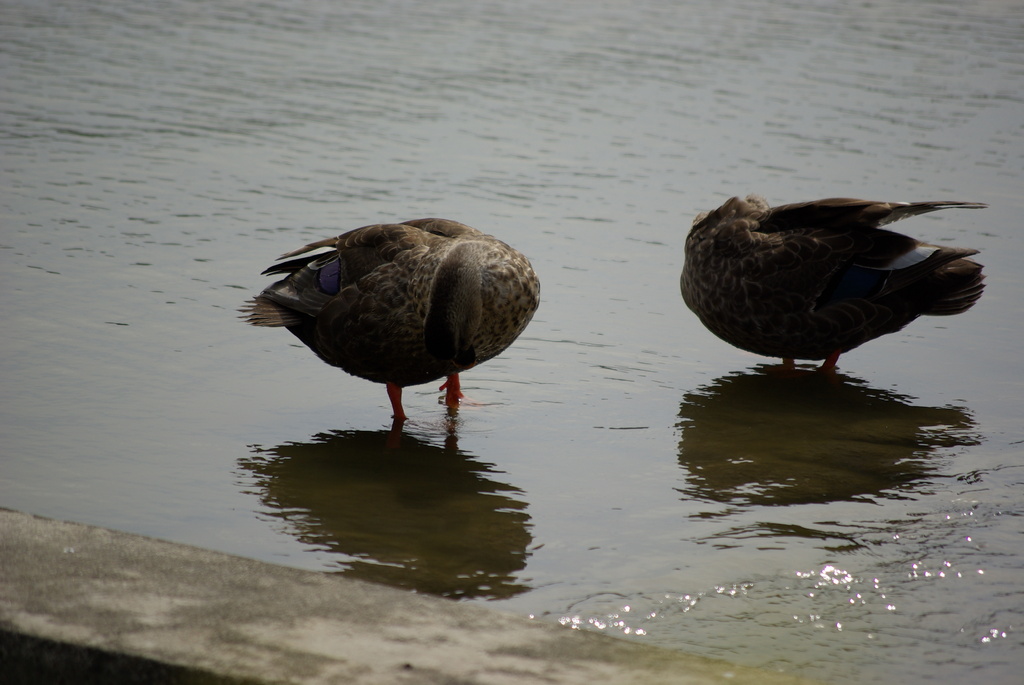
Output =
[{"x1": 424, "y1": 243, "x2": 485, "y2": 367}]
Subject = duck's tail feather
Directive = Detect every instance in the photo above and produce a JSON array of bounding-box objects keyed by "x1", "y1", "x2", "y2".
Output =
[
  {"x1": 878, "y1": 201, "x2": 988, "y2": 226},
  {"x1": 239, "y1": 296, "x2": 305, "y2": 327},
  {"x1": 922, "y1": 258, "x2": 986, "y2": 315}
]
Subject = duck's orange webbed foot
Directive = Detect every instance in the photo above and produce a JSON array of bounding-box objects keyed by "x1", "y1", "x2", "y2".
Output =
[
  {"x1": 767, "y1": 357, "x2": 806, "y2": 377},
  {"x1": 439, "y1": 374, "x2": 464, "y2": 410},
  {"x1": 768, "y1": 352, "x2": 840, "y2": 378}
]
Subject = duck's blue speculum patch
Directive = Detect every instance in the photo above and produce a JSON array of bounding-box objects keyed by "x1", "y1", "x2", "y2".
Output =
[
  {"x1": 819, "y1": 264, "x2": 889, "y2": 308},
  {"x1": 317, "y1": 258, "x2": 341, "y2": 295}
]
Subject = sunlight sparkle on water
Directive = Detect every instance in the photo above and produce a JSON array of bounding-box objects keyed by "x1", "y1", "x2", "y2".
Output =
[
  {"x1": 980, "y1": 628, "x2": 1010, "y2": 644},
  {"x1": 557, "y1": 612, "x2": 649, "y2": 636}
]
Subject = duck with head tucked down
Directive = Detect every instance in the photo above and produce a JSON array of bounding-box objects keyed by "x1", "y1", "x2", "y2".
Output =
[
  {"x1": 680, "y1": 195, "x2": 986, "y2": 370},
  {"x1": 242, "y1": 218, "x2": 540, "y2": 422}
]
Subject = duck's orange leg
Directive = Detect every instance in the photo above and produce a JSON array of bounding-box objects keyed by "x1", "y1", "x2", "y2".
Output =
[
  {"x1": 386, "y1": 382, "x2": 408, "y2": 423},
  {"x1": 818, "y1": 349, "x2": 841, "y2": 372},
  {"x1": 439, "y1": 374, "x2": 464, "y2": 410}
]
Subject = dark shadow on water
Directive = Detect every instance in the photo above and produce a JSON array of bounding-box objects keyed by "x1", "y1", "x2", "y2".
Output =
[
  {"x1": 239, "y1": 426, "x2": 533, "y2": 600},
  {"x1": 676, "y1": 365, "x2": 981, "y2": 509}
]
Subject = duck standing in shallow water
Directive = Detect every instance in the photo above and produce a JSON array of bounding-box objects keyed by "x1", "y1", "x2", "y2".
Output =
[
  {"x1": 243, "y1": 218, "x2": 540, "y2": 422},
  {"x1": 680, "y1": 195, "x2": 986, "y2": 370}
]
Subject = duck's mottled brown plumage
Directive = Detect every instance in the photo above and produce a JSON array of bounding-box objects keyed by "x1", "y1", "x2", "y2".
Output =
[
  {"x1": 680, "y1": 195, "x2": 986, "y2": 364},
  {"x1": 242, "y1": 218, "x2": 539, "y2": 417}
]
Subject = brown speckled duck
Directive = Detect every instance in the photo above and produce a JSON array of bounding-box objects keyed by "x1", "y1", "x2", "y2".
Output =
[
  {"x1": 243, "y1": 218, "x2": 540, "y2": 421},
  {"x1": 680, "y1": 195, "x2": 986, "y2": 370}
]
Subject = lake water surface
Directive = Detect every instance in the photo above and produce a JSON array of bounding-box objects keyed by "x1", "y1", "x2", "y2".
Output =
[{"x1": 3, "y1": 1, "x2": 1023, "y2": 683}]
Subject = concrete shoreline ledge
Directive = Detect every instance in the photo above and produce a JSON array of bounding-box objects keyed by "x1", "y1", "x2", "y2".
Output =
[{"x1": 0, "y1": 509, "x2": 816, "y2": 684}]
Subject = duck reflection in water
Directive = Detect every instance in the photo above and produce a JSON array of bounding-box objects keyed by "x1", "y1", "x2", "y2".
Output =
[
  {"x1": 676, "y1": 366, "x2": 979, "y2": 510},
  {"x1": 239, "y1": 427, "x2": 533, "y2": 600}
]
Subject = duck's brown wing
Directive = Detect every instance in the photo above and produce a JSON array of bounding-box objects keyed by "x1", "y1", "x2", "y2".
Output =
[
  {"x1": 244, "y1": 219, "x2": 476, "y2": 327},
  {"x1": 737, "y1": 198, "x2": 985, "y2": 304},
  {"x1": 761, "y1": 199, "x2": 985, "y2": 303},
  {"x1": 271, "y1": 218, "x2": 477, "y2": 273},
  {"x1": 758, "y1": 198, "x2": 986, "y2": 233}
]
